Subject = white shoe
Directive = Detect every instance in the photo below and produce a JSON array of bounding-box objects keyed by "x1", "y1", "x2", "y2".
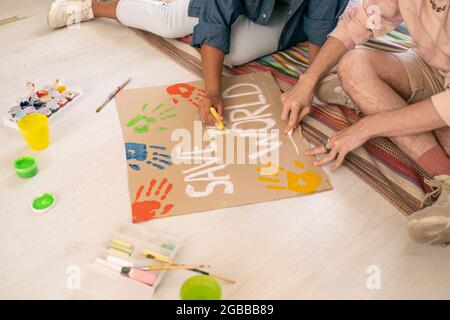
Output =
[
  {"x1": 47, "y1": 0, "x2": 94, "y2": 29},
  {"x1": 314, "y1": 73, "x2": 357, "y2": 110},
  {"x1": 407, "y1": 175, "x2": 450, "y2": 247}
]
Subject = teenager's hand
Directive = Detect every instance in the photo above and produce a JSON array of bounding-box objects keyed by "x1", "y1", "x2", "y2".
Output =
[
  {"x1": 198, "y1": 95, "x2": 224, "y2": 125},
  {"x1": 199, "y1": 44, "x2": 225, "y2": 126},
  {"x1": 305, "y1": 118, "x2": 371, "y2": 171},
  {"x1": 280, "y1": 76, "x2": 316, "y2": 134},
  {"x1": 280, "y1": 37, "x2": 350, "y2": 135}
]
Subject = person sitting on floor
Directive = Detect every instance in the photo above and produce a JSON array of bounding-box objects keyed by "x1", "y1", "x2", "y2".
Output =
[
  {"x1": 47, "y1": 0, "x2": 349, "y2": 125},
  {"x1": 281, "y1": 0, "x2": 450, "y2": 246},
  {"x1": 190, "y1": 0, "x2": 349, "y2": 124}
]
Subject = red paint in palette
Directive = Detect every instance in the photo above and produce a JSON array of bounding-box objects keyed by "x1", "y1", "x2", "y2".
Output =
[{"x1": 36, "y1": 90, "x2": 48, "y2": 98}]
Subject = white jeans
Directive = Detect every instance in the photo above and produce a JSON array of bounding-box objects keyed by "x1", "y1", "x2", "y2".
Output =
[{"x1": 116, "y1": 0, "x2": 290, "y2": 66}]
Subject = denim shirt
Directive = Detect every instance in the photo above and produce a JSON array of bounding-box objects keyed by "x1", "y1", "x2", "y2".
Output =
[{"x1": 189, "y1": 0, "x2": 349, "y2": 54}]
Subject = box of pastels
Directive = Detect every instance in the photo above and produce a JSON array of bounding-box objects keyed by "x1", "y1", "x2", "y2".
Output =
[
  {"x1": 3, "y1": 80, "x2": 82, "y2": 129},
  {"x1": 82, "y1": 223, "x2": 180, "y2": 299}
]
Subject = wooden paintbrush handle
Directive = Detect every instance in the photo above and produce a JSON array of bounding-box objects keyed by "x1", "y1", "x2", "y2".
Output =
[
  {"x1": 208, "y1": 273, "x2": 236, "y2": 284},
  {"x1": 145, "y1": 264, "x2": 208, "y2": 271},
  {"x1": 189, "y1": 268, "x2": 236, "y2": 284}
]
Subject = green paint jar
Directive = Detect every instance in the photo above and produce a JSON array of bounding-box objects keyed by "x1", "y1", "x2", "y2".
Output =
[
  {"x1": 32, "y1": 193, "x2": 55, "y2": 213},
  {"x1": 180, "y1": 275, "x2": 222, "y2": 300},
  {"x1": 14, "y1": 156, "x2": 38, "y2": 178}
]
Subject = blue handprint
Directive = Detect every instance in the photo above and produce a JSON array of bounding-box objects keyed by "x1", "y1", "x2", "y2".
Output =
[
  {"x1": 125, "y1": 143, "x2": 173, "y2": 171},
  {"x1": 146, "y1": 146, "x2": 173, "y2": 169}
]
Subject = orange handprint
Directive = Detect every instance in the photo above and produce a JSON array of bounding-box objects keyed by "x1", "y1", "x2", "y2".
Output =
[
  {"x1": 257, "y1": 160, "x2": 322, "y2": 194},
  {"x1": 166, "y1": 83, "x2": 206, "y2": 108},
  {"x1": 132, "y1": 178, "x2": 174, "y2": 223}
]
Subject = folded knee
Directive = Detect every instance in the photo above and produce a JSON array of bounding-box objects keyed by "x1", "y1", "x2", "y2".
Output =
[
  {"x1": 152, "y1": 27, "x2": 183, "y2": 39},
  {"x1": 224, "y1": 53, "x2": 253, "y2": 68},
  {"x1": 337, "y1": 49, "x2": 373, "y2": 91}
]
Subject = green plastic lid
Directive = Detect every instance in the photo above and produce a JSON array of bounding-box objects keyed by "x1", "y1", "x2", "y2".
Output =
[
  {"x1": 180, "y1": 275, "x2": 222, "y2": 300},
  {"x1": 31, "y1": 193, "x2": 55, "y2": 213},
  {"x1": 14, "y1": 156, "x2": 38, "y2": 179}
]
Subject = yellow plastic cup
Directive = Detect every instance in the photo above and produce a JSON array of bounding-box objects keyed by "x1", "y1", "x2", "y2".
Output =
[{"x1": 18, "y1": 114, "x2": 50, "y2": 151}]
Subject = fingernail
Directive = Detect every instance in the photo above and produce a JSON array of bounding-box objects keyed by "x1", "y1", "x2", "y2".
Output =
[{"x1": 288, "y1": 129, "x2": 294, "y2": 136}]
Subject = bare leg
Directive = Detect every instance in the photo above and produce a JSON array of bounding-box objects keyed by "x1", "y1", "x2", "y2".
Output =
[
  {"x1": 337, "y1": 48, "x2": 450, "y2": 176},
  {"x1": 434, "y1": 127, "x2": 450, "y2": 157},
  {"x1": 92, "y1": 0, "x2": 119, "y2": 20}
]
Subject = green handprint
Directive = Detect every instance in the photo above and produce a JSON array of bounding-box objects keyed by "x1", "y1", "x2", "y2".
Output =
[{"x1": 126, "y1": 102, "x2": 177, "y2": 134}]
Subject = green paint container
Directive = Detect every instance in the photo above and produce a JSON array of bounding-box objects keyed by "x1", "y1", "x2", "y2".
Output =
[
  {"x1": 31, "y1": 193, "x2": 55, "y2": 213},
  {"x1": 180, "y1": 275, "x2": 222, "y2": 300},
  {"x1": 14, "y1": 156, "x2": 38, "y2": 178}
]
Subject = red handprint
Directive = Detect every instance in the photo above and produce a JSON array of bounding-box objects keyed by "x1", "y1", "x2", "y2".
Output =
[
  {"x1": 166, "y1": 83, "x2": 206, "y2": 108},
  {"x1": 132, "y1": 178, "x2": 174, "y2": 223}
]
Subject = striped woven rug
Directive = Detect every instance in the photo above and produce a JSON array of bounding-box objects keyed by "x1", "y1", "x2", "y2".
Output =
[{"x1": 134, "y1": 28, "x2": 430, "y2": 216}]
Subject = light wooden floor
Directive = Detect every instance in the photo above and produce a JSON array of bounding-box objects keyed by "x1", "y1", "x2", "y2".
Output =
[{"x1": 1, "y1": 0, "x2": 450, "y2": 300}]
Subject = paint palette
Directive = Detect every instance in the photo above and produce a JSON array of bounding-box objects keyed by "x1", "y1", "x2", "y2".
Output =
[
  {"x1": 3, "y1": 80, "x2": 82, "y2": 130},
  {"x1": 84, "y1": 223, "x2": 180, "y2": 298}
]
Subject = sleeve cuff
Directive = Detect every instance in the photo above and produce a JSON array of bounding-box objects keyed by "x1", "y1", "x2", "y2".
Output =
[
  {"x1": 329, "y1": 27, "x2": 356, "y2": 50},
  {"x1": 304, "y1": 17, "x2": 337, "y2": 46},
  {"x1": 431, "y1": 90, "x2": 450, "y2": 126},
  {"x1": 191, "y1": 23, "x2": 231, "y2": 54}
]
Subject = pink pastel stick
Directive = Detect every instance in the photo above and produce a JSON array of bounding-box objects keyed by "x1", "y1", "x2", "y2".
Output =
[{"x1": 128, "y1": 268, "x2": 157, "y2": 286}]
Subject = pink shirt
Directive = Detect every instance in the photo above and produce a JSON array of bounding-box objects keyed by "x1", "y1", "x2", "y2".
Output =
[{"x1": 330, "y1": 0, "x2": 450, "y2": 125}]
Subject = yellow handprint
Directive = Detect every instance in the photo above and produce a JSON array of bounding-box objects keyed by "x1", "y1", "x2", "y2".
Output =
[{"x1": 257, "y1": 160, "x2": 322, "y2": 194}]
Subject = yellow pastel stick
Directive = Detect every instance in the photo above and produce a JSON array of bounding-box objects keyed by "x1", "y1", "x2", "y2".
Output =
[
  {"x1": 108, "y1": 247, "x2": 130, "y2": 257},
  {"x1": 209, "y1": 107, "x2": 225, "y2": 130},
  {"x1": 141, "y1": 248, "x2": 173, "y2": 263},
  {"x1": 111, "y1": 238, "x2": 133, "y2": 249},
  {"x1": 108, "y1": 242, "x2": 133, "y2": 255}
]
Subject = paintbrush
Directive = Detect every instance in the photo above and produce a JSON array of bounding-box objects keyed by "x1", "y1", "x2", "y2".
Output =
[
  {"x1": 188, "y1": 268, "x2": 235, "y2": 284},
  {"x1": 141, "y1": 263, "x2": 210, "y2": 271},
  {"x1": 121, "y1": 264, "x2": 209, "y2": 273},
  {"x1": 145, "y1": 263, "x2": 210, "y2": 271},
  {"x1": 121, "y1": 265, "x2": 235, "y2": 284},
  {"x1": 95, "y1": 77, "x2": 131, "y2": 113}
]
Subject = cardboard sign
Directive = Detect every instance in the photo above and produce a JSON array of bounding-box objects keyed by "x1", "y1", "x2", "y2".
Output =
[{"x1": 115, "y1": 72, "x2": 332, "y2": 223}]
